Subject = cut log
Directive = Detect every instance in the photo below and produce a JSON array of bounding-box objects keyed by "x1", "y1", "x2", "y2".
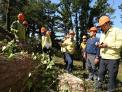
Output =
[
  {"x1": 0, "y1": 53, "x2": 34, "y2": 92},
  {"x1": 58, "y1": 73, "x2": 84, "y2": 92}
]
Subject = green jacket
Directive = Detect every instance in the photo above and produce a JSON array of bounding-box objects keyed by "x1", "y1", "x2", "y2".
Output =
[{"x1": 10, "y1": 20, "x2": 26, "y2": 41}]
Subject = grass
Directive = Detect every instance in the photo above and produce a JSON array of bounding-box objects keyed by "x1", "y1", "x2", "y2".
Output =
[
  {"x1": 55, "y1": 56, "x2": 122, "y2": 92},
  {"x1": 118, "y1": 62, "x2": 122, "y2": 81},
  {"x1": 55, "y1": 56, "x2": 122, "y2": 81}
]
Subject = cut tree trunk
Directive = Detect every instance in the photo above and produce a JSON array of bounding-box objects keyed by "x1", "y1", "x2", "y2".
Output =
[
  {"x1": 58, "y1": 73, "x2": 84, "y2": 92},
  {"x1": 0, "y1": 53, "x2": 34, "y2": 92}
]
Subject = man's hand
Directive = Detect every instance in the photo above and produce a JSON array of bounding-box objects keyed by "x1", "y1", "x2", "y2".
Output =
[
  {"x1": 98, "y1": 43, "x2": 108, "y2": 48},
  {"x1": 58, "y1": 42, "x2": 62, "y2": 46},
  {"x1": 83, "y1": 52, "x2": 87, "y2": 60},
  {"x1": 94, "y1": 58, "x2": 99, "y2": 64}
]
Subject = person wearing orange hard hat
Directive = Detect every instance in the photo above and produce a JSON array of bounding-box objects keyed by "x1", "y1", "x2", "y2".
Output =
[
  {"x1": 80, "y1": 35, "x2": 87, "y2": 70},
  {"x1": 85, "y1": 26, "x2": 100, "y2": 81},
  {"x1": 61, "y1": 30, "x2": 76, "y2": 73},
  {"x1": 95, "y1": 15, "x2": 122, "y2": 92},
  {"x1": 10, "y1": 12, "x2": 26, "y2": 43},
  {"x1": 41, "y1": 27, "x2": 52, "y2": 61}
]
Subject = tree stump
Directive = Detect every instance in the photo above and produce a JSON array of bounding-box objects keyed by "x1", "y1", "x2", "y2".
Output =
[{"x1": 58, "y1": 73, "x2": 84, "y2": 92}]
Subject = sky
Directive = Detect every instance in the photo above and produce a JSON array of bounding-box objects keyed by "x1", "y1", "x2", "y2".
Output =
[
  {"x1": 51, "y1": 0, "x2": 122, "y2": 29},
  {"x1": 109, "y1": 0, "x2": 122, "y2": 29}
]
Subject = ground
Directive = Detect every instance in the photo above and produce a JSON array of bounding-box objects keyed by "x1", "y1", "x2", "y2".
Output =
[
  {"x1": 55, "y1": 57, "x2": 122, "y2": 92},
  {"x1": 0, "y1": 54, "x2": 122, "y2": 92}
]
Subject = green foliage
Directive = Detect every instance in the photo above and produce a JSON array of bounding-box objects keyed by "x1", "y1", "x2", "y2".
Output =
[
  {"x1": 31, "y1": 52, "x2": 55, "y2": 69},
  {"x1": 57, "y1": 0, "x2": 73, "y2": 30},
  {"x1": 23, "y1": 2, "x2": 44, "y2": 22},
  {"x1": 27, "y1": 75, "x2": 33, "y2": 92},
  {"x1": 27, "y1": 66, "x2": 59, "y2": 92},
  {"x1": 119, "y1": 3, "x2": 122, "y2": 23},
  {"x1": 26, "y1": 52, "x2": 58, "y2": 92},
  {"x1": 2, "y1": 40, "x2": 17, "y2": 59},
  {"x1": 71, "y1": 0, "x2": 83, "y2": 12},
  {"x1": 80, "y1": 0, "x2": 115, "y2": 30},
  {"x1": 93, "y1": 0, "x2": 114, "y2": 16}
]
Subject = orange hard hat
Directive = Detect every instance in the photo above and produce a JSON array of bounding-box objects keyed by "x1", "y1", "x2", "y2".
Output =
[
  {"x1": 69, "y1": 31, "x2": 75, "y2": 35},
  {"x1": 17, "y1": 13, "x2": 25, "y2": 21},
  {"x1": 46, "y1": 31, "x2": 51, "y2": 35},
  {"x1": 41, "y1": 27, "x2": 47, "y2": 33},
  {"x1": 99, "y1": 16, "x2": 110, "y2": 26},
  {"x1": 89, "y1": 27, "x2": 98, "y2": 32}
]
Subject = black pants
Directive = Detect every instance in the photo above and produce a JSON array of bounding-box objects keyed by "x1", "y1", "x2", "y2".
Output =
[
  {"x1": 97, "y1": 58, "x2": 120, "y2": 92},
  {"x1": 62, "y1": 52, "x2": 67, "y2": 69},
  {"x1": 82, "y1": 57, "x2": 86, "y2": 70}
]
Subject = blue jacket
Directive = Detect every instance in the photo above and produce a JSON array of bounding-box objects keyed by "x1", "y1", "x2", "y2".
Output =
[{"x1": 85, "y1": 37, "x2": 100, "y2": 56}]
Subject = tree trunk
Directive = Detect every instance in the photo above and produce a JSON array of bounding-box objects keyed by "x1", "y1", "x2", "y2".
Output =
[
  {"x1": 6, "y1": 0, "x2": 10, "y2": 31},
  {"x1": 75, "y1": 12, "x2": 79, "y2": 49}
]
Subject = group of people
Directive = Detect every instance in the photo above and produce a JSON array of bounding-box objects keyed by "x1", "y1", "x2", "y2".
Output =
[
  {"x1": 10, "y1": 12, "x2": 52, "y2": 59},
  {"x1": 61, "y1": 15, "x2": 122, "y2": 92},
  {"x1": 11, "y1": 13, "x2": 122, "y2": 92}
]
